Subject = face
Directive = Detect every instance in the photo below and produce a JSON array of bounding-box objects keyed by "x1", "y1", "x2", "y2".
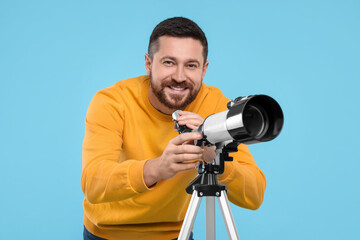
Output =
[{"x1": 145, "y1": 36, "x2": 209, "y2": 114}]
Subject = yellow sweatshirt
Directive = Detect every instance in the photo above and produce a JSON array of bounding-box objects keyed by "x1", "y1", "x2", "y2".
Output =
[{"x1": 81, "y1": 75, "x2": 266, "y2": 240}]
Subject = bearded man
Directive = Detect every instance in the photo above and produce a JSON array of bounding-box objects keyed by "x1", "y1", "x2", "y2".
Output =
[{"x1": 81, "y1": 17, "x2": 266, "y2": 240}]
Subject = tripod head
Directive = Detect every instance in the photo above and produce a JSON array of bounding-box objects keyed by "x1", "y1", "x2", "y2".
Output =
[{"x1": 184, "y1": 140, "x2": 240, "y2": 195}]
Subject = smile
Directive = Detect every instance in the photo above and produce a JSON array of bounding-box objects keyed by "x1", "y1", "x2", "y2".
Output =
[{"x1": 169, "y1": 86, "x2": 187, "y2": 91}]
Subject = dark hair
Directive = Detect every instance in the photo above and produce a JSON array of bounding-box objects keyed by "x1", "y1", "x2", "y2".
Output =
[{"x1": 148, "y1": 17, "x2": 208, "y2": 62}]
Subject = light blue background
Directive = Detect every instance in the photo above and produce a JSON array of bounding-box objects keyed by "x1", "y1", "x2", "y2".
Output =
[{"x1": 1, "y1": 0, "x2": 359, "y2": 239}]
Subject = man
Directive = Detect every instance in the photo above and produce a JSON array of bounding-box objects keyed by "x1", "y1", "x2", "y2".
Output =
[{"x1": 81, "y1": 17, "x2": 266, "y2": 240}]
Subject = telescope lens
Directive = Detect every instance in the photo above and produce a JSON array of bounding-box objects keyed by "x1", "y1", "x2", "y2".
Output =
[
  {"x1": 243, "y1": 104, "x2": 268, "y2": 138},
  {"x1": 206, "y1": 95, "x2": 283, "y2": 145}
]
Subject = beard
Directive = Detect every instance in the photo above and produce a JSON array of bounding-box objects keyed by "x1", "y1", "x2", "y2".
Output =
[{"x1": 149, "y1": 73, "x2": 201, "y2": 110}]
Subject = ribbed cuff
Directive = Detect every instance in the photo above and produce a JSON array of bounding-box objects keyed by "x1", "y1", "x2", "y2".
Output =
[{"x1": 128, "y1": 160, "x2": 151, "y2": 193}]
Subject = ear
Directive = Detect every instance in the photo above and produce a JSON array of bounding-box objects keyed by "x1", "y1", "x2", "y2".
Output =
[
  {"x1": 202, "y1": 60, "x2": 209, "y2": 78},
  {"x1": 145, "y1": 54, "x2": 152, "y2": 75}
]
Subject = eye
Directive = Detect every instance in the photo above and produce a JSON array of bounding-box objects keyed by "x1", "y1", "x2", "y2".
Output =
[
  {"x1": 163, "y1": 60, "x2": 174, "y2": 66},
  {"x1": 187, "y1": 63, "x2": 198, "y2": 69}
]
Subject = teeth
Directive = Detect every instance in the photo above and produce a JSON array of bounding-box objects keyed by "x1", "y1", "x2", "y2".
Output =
[{"x1": 170, "y1": 86, "x2": 185, "y2": 91}]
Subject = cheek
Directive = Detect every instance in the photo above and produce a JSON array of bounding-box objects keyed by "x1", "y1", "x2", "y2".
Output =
[
  {"x1": 152, "y1": 63, "x2": 173, "y2": 76},
  {"x1": 191, "y1": 73, "x2": 204, "y2": 88}
]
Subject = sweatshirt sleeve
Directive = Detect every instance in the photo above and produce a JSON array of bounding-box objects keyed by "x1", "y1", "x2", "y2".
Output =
[
  {"x1": 81, "y1": 90, "x2": 150, "y2": 204},
  {"x1": 217, "y1": 144, "x2": 266, "y2": 210}
]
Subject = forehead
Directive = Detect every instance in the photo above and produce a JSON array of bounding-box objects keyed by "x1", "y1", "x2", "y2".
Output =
[{"x1": 155, "y1": 36, "x2": 204, "y2": 62}]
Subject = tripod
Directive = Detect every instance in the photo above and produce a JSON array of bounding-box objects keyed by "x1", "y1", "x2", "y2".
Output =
[{"x1": 178, "y1": 143, "x2": 240, "y2": 240}]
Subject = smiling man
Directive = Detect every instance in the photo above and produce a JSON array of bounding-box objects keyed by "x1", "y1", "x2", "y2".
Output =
[{"x1": 81, "y1": 17, "x2": 266, "y2": 240}]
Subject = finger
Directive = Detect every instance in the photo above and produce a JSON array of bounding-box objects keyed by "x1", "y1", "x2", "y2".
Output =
[
  {"x1": 177, "y1": 115, "x2": 203, "y2": 122},
  {"x1": 177, "y1": 118, "x2": 203, "y2": 130},
  {"x1": 176, "y1": 161, "x2": 200, "y2": 172},
  {"x1": 176, "y1": 111, "x2": 203, "y2": 121},
  {"x1": 173, "y1": 153, "x2": 203, "y2": 163},
  {"x1": 177, "y1": 110, "x2": 194, "y2": 116},
  {"x1": 173, "y1": 145, "x2": 203, "y2": 154},
  {"x1": 171, "y1": 132, "x2": 203, "y2": 145},
  {"x1": 177, "y1": 118, "x2": 202, "y2": 125},
  {"x1": 184, "y1": 123, "x2": 201, "y2": 130},
  {"x1": 182, "y1": 140, "x2": 195, "y2": 145}
]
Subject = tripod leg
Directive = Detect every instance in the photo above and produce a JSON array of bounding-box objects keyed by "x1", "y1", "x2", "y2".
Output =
[
  {"x1": 206, "y1": 197, "x2": 215, "y2": 240},
  {"x1": 178, "y1": 190, "x2": 202, "y2": 240},
  {"x1": 217, "y1": 190, "x2": 240, "y2": 240}
]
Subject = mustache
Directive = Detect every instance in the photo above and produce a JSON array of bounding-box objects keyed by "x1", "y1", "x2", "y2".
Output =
[{"x1": 161, "y1": 80, "x2": 194, "y2": 89}]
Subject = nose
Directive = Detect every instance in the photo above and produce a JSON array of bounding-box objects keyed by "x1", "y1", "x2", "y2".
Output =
[{"x1": 172, "y1": 66, "x2": 186, "y2": 83}]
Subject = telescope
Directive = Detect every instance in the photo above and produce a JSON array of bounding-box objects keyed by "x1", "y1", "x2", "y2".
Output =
[
  {"x1": 173, "y1": 94, "x2": 284, "y2": 146},
  {"x1": 173, "y1": 94, "x2": 284, "y2": 240}
]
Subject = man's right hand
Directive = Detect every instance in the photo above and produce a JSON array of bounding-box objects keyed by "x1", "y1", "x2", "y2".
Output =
[{"x1": 143, "y1": 132, "x2": 204, "y2": 187}]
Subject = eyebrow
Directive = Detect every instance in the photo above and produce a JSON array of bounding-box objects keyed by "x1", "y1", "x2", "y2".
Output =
[{"x1": 160, "y1": 56, "x2": 201, "y2": 66}]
